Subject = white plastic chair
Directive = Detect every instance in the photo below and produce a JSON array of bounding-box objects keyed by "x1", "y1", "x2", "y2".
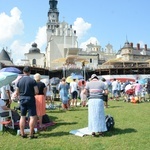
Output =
[{"x1": 0, "y1": 110, "x2": 15, "y2": 134}]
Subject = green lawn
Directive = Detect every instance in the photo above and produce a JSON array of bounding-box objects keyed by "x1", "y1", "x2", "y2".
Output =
[{"x1": 0, "y1": 100, "x2": 150, "y2": 150}]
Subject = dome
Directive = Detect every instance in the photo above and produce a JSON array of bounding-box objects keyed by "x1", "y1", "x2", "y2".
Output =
[
  {"x1": 123, "y1": 41, "x2": 132, "y2": 48},
  {"x1": 29, "y1": 42, "x2": 40, "y2": 53}
]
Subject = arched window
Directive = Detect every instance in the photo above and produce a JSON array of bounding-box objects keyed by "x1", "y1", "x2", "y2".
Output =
[
  {"x1": 90, "y1": 58, "x2": 92, "y2": 63},
  {"x1": 32, "y1": 59, "x2": 36, "y2": 66}
]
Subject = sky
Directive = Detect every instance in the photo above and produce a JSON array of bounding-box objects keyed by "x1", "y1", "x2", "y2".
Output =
[{"x1": 0, "y1": 0, "x2": 150, "y2": 65}]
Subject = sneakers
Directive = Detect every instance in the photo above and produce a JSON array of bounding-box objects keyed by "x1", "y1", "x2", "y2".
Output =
[{"x1": 20, "y1": 134, "x2": 38, "y2": 139}]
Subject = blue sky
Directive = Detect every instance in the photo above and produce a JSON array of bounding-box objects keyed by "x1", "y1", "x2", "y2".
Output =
[{"x1": 0, "y1": 0, "x2": 150, "y2": 64}]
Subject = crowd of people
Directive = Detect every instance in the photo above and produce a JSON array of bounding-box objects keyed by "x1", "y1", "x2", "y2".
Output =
[
  {"x1": 108, "y1": 78, "x2": 150, "y2": 103},
  {"x1": 0, "y1": 67, "x2": 44, "y2": 139},
  {"x1": 1, "y1": 66, "x2": 150, "y2": 139}
]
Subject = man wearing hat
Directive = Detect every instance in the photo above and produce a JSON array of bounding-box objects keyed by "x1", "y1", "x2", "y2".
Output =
[
  {"x1": 82, "y1": 74, "x2": 108, "y2": 137},
  {"x1": 15, "y1": 66, "x2": 39, "y2": 139}
]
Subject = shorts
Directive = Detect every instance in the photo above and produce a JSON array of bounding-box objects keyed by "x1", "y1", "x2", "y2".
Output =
[
  {"x1": 20, "y1": 96, "x2": 37, "y2": 117},
  {"x1": 112, "y1": 90, "x2": 118, "y2": 97},
  {"x1": 71, "y1": 91, "x2": 78, "y2": 99},
  {"x1": 103, "y1": 95, "x2": 108, "y2": 102}
]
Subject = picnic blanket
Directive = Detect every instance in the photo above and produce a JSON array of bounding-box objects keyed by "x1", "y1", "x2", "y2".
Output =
[
  {"x1": 14, "y1": 121, "x2": 55, "y2": 130},
  {"x1": 69, "y1": 127, "x2": 92, "y2": 137}
]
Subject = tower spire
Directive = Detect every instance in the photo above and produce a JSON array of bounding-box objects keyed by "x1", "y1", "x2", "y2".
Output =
[
  {"x1": 49, "y1": 0, "x2": 58, "y2": 10},
  {"x1": 47, "y1": 0, "x2": 59, "y2": 41}
]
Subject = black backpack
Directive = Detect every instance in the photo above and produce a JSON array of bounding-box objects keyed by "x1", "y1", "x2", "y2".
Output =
[
  {"x1": 42, "y1": 114, "x2": 51, "y2": 124},
  {"x1": 12, "y1": 110, "x2": 20, "y2": 123},
  {"x1": 105, "y1": 115, "x2": 115, "y2": 131}
]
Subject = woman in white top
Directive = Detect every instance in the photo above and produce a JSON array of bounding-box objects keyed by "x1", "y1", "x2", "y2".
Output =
[{"x1": 70, "y1": 79, "x2": 78, "y2": 107}]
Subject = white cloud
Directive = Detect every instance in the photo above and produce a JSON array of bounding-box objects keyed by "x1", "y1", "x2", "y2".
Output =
[
  {"x1": 80, "y1": 37, "x2": 100, "y2": 50},
  {"x1": 0, "y1": 8, "x2": 94, "y2": 65},
  {"x1": 34, "y1": 26, "x2": 47, "y2": 50},
  {"x1": 11, "y1": 26, "x2": 47, "y2": 65},
  {"x1": 72, "y1": 18, "x2": 100, "y2": 51},
  {"x1": 0, "y1": 7, "x2": 47, "y2": 65},
  {"x1": 10, "y1": 40, "x2": 31, "y2": 65},
  {"x1": 0, "y1": 7, "x2": 24, "y2": 43},
  {"x1": 73, "y1": 17, "x2": 91, "y2": 39}
]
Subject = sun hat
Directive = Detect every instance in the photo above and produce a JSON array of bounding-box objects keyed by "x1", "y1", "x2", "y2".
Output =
[{"x1": 91, "y1": 74, "x2": 98, "y2": 80}]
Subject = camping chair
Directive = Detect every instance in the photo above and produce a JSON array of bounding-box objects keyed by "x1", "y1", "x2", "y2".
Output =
[{"x1": 0, "y1": 110, "x2": 15, "y2": 134}]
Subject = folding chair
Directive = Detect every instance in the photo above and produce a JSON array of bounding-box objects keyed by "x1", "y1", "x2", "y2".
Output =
[{"x1": 0, "y1": 110, "x2": 14, "y2": 134}]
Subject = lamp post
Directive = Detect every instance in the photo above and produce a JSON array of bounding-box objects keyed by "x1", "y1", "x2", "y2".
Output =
[
  {"x1": 63, "y1": 65, "x2": 66, "y2": 78},
  {"x1": 84, "y1": 66, "x2": 86, "y2": 80}
]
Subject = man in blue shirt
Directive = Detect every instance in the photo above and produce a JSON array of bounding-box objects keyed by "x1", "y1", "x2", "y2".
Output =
[{"x1": 16, "y1": 66, "x2": 39, "y2": 139}]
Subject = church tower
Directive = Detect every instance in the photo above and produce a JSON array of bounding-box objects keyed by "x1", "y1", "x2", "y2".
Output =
[
  {"x1": 45, "y1": 0, "x2": 79, "y2": 69},
  {"x1": 47, "y1": 0, "x2": 59, "y2": 42}
]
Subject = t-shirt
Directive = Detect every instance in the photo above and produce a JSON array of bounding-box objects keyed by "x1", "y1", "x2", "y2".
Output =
[
  {"x1": 134, "y1": 83, "x2": 142, "y2": 92},
  {"x1": 0, "y1": 99, "x2": 6, "y2": 112},
  {"x1": 36, "y1": 81, "x2": 46, "y2": 95},
  {"x1": 112, "y1": 81, "x2": 118, "y2": 91},
  {"x1": 85, "y1": 80, "x2": 107, "y2": 99},
  {"x1": 17, "y1": 76, "x2": 37, "y2": 98},
  {"x1": 70, "y1": 81, "x2": 78, "y2": 93}
]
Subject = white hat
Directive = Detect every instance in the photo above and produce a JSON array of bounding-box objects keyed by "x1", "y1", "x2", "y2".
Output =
[{"x1": 91, "y1": 74, "x2": 98, "y2": 80}]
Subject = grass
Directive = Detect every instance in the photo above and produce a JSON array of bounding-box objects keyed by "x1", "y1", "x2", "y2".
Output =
[{"x1": 0, "y1": 99, "x2": 150, "y2": 150}]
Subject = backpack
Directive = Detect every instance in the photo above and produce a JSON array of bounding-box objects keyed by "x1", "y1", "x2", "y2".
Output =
[
  {"x1": 105, "y1": 115, "x2": 115, "y2": 131},
  {"x1": 12, "y1": 110, "x2": 20, "y2": 123},
  {"x1": 42, "y1": 114, "x2": 51, "y2": 124}
]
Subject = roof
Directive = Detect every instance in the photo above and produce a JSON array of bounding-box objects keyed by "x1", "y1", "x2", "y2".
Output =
[
  {"x1": 0, "y1": 48, "x2": 13, "y2": 65},
  {"x1": 0, "y1": 48, "x2": 12, "y2": 61},
  {"x1": 66, "y1": 48, "x2": 79, "y2": 55}
]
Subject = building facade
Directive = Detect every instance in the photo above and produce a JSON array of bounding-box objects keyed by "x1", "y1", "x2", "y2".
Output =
[
  {"x1": 116, "y1": 41, "x2": 150, "y2": 61},
  {"x1": 45, "y1": 0, "x2": 79, "y2": 69},
  {"x1": 24, "y1": 43, "x2": 45, "y2": 68},
  {"x1": 45, "y1": 0, "x2": 116, "y2": 71}
]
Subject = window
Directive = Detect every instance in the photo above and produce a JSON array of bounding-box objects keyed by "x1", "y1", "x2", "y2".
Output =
[
  {"x1": 32, "y1": 59, "x2": 36, "y2": 65},
  {"x1": 90, "y1": 58, "x2": 92, "y2": 63}
]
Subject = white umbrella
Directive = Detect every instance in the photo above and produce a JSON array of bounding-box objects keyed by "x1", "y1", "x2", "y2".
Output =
[{"x1": 0, "y1": 72, "x2": 18, "y2": 88}]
